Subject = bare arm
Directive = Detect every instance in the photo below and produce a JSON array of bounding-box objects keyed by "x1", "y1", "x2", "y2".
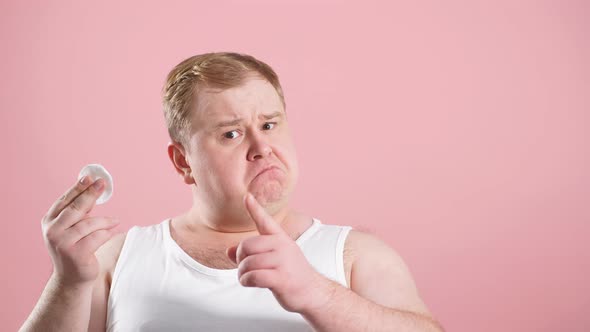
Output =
[
  {"x1": 301, "y1": 230, "x2": 445, "y2": 331},
  {"x1": 19, "y1": 175, "x2": 119, "y2": 332},
  {"x1": 19, "y1": 275, "x2": 94, "y2": 332},
  {"x1": 228, "y1": 196, "x2": 444, "y2": 330},
  {"x1": 301, "y1": 278, "x2": 444, "y2": 332}
]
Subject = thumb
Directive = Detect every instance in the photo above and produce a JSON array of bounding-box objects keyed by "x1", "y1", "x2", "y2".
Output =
[{"x1": 226, "y1": 245, "x2": 238, "y2": 264}]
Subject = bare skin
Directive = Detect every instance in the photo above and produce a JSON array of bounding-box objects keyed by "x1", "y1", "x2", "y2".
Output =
[
  {"x1": 19, "y1": 177, "x2": 120, "y2": 332},
  {"x1": 21, "y1": 75, "x2": 442, "y2": 331},
  {"x1": 80, "y1": 212, "x2": 351, "y2": 332}
]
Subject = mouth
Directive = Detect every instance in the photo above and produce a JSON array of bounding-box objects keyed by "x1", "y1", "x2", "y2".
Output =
[{"x1": 254, "y1": 166, "x2": 280, "y2": 180}]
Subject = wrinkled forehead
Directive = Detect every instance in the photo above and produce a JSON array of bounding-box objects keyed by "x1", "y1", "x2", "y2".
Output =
[{"x1": 192, "y1": 78, "x2": 284, "y2": 129}]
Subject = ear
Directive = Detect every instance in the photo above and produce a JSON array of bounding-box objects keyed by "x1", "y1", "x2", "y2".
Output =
[{"x1": 167, "y1": 141, "x2": 196, "y2": 185}]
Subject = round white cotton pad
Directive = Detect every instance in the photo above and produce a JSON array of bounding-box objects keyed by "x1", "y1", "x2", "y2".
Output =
[{"x1": 78, "y1": 164, "x2": 114, "y2": 205}]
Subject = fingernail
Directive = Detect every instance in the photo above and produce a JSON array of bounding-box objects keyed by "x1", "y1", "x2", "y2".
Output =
[
  {"x1": 93, "y1": 179, "x2": 103, "y2": 190},
  {"x1": 79, "y1": 176, "x2": 88, "y2": 185}
]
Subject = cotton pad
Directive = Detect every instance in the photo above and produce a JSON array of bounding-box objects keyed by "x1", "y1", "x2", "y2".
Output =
[{"x1": 78, "y1": 164, "x2": 113, "y2": 205}]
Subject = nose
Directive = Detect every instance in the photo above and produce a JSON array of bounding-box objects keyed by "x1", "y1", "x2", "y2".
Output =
[{"x1": 247, "y1": 132, "x2": 273, "y2": 161}]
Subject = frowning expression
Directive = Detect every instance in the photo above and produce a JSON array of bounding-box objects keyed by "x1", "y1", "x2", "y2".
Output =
[{"x1": 186, "y1": 76, "x2": 299, "y2": 213}]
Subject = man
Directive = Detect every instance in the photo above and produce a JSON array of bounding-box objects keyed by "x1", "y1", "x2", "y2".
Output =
[{"x1": 20, "y1": 52, "x2": 444, "y2": 331}]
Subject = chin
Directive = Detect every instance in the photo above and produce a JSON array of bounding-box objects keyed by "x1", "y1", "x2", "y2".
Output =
[
  {"x1": 252, "y1": 183, "x2": 283, "y2": 203},
  {"x1": 251, "y1": 182, "x2": 291, "y2": 211}
]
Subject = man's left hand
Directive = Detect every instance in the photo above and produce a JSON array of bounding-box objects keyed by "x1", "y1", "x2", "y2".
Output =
[{"x1": 226, "y1": 193, "x2": 334, "y2": 313}]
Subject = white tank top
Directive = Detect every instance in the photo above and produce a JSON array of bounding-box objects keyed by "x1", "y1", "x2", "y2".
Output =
[{"x1": 106, "y1": 217, "x2": 352, "y2": 331}]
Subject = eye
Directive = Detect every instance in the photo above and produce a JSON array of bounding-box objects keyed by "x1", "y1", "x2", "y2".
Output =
[
  {"x1": 223, "y1": 130, "x2": 240, "y2": 140},
  {"x1": 263, "y1": 122, "x2": 277, "y2": 130}
]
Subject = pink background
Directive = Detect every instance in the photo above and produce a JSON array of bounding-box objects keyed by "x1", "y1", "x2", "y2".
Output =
[{"x1": 2, "y1": 1, "x2": 588, "y2": 331}]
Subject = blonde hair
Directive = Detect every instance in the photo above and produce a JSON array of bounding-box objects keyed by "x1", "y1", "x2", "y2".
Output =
[{"x1": 162, "y1": 52, "x2": 286, "y2": 148}]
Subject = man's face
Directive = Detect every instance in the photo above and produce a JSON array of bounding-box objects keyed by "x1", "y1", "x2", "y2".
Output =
[{"x1": 185, "y1": 76, "x2": 298, "y2": 216}]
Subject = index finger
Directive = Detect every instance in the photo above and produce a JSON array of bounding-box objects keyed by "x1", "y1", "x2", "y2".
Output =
[
  {"x1": 45, "y1": 176, "x2": 99, "y2": 221},
  {"x1": 244, "y1": 193, "x2": 284, "y2": 235}
]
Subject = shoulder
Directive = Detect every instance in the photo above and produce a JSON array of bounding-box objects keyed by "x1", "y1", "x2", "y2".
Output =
[
  {"x1": 96, "y1": 231, "x2": 128, "y2": 285},
  {"x1": 344, "y1": 229, "x2": 396, "y2": 265},
  {"x1": 88, "y1": 231, "x2": 128, "y2": 331},
  {"x1": 344, "y1": 229, "x2": 433, "y2": 316},
  {"x1": 96, "y1": 221, "x2": 166, "y2": 283},
  {"x1": 344, "y1": 229, "x2": 416, "y2": 286}
]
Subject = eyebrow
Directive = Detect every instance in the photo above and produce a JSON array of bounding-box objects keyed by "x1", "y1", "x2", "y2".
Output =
[{"x1": 212, "y1": 111, "x2": 284, "y2": 129}]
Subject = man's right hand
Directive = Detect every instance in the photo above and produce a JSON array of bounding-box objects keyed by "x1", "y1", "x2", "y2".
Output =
[{"x1": 41, "y1": 176, "x2": 120, "y2": 288}]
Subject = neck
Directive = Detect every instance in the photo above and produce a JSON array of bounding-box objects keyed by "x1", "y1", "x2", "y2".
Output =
[
  {"x1": 192, "y1": 204, "x2": 291, "y2": 232},
  {"x1": 171, "y1": 204, "x2": 311, "y2": 246}
]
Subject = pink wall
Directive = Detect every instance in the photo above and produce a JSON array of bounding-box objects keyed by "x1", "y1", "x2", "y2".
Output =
[{"x1": 2, "y1": 1, "x2": 588, "y2": 331}]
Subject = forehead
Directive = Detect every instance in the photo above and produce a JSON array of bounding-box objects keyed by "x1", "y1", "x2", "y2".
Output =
[{"x1": 196, "y1": 78, "x2": 284, "y2": 123}]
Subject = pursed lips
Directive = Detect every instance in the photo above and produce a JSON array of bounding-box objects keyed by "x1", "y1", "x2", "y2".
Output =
[{"x1": 254, "y1": 165, "x2": 279, "y2": 180}]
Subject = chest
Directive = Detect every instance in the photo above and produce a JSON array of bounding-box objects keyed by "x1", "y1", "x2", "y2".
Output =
[
  {"x1": 175, "y1": 240, "x2": 354, "y2": 288},
  {"x1": 180, "y1": 243, "x2": 239, "y2": 270},
  {"x1": 168, "y1": 215, "x2": 356, "y2": 288}
]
